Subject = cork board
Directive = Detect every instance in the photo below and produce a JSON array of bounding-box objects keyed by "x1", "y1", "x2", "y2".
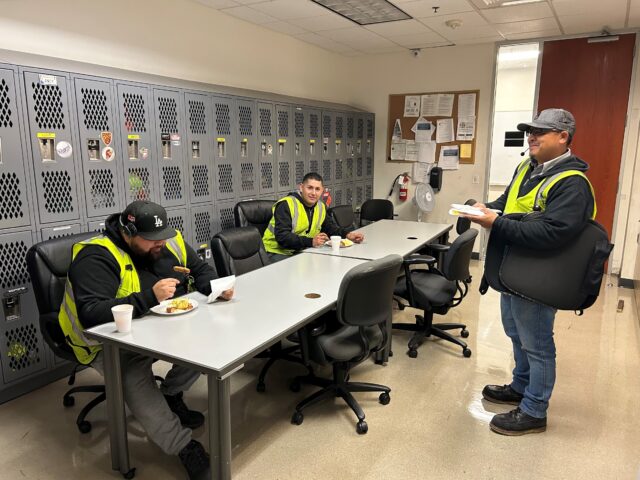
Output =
[{"x1": 386, "y1": 90, "x2": 479, "y2": 165}]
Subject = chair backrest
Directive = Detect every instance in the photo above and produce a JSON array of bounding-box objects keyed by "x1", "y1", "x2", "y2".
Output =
[
  {"x1": 329, "y1": 204, "x2": 355, "y2": 230},
  {"x1": 441, "y1": 229, "x2": 478, "y2": 282},
  {"x1": 359, "y1": 199, "x2": 394, "y2": 226},
  {"x1": 455, "y1": 198, "x2": 477, "y2": 235},
  {"x1": 26, "y1": 232, "x2": 96, "y2": 363},
  {"x1": 234, "y1": 199, "x2": 276, "y2": 236},
  {"x1": 211, "y1": 226, "x2": 271, "y2": 277},
  {"x1": 337, "y1": 254, "x2": 402, "y2": 328}
]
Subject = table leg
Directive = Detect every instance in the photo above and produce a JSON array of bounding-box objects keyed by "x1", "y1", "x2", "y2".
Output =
[
  {"x1": 208, "y1": 373, "x2": 232, "y2": 480},
  {"x1": 103, "y1": 343, "x2": 132, "y2": 476}
]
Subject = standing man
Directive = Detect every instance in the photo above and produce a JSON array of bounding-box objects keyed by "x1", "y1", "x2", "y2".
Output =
[
  {"x1": 59, "y1": 200, "x2": 233, "y2": 479},
  {"x1": 465, "y1": 109, "x2": 596, "y2": 435},
  {"x1": 262, "y1": 172, "x2": 364, "y2": 262}
]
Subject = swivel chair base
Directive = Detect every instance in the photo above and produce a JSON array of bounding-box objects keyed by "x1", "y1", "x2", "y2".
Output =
[
  {"x1": 290, "y1": 363, "x2": 391, "y2": 435},
  {"x1": 392, "y1": 313, "x2": 471, "y2": 358}
]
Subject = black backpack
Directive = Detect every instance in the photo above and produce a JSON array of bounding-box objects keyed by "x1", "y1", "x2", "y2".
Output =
[{"x1": 481, "y1": 212, "x2": 613, "y2": 313}]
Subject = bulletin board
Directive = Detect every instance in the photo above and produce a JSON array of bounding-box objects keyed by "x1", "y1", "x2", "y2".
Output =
[{"x1": 386, "y1": 90, "x2": 480, "y2": 165}]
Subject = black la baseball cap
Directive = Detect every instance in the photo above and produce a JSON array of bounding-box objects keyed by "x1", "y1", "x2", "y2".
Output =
[{"x1": 120, "y1": 201, "x2": 175, "y2": 241}]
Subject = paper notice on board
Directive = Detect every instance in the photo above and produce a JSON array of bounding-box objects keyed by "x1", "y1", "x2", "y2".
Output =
[
  {"x1": 460, "y1": 143, "x2": 473, "y2": 159},
  {"x1": 404, "y1": 95, "x2": 420, "y2": 117},
  {"x1": 404, "y1": 140, "x2": 418, "y2": 161},
  {"x1": 436, "y1": 118, "x2": 454, "y2": 143},
  {"x1": 390, "y1": 140, "x2": 406, "y2": 160},
  {"x1": 457, "y1": 116, "x2": 475, "y2": 141},
  {"x1": 392, "y1": 118, "x2": 402, "y2": 141},
  {"x1": 411, "y1": 117, "x2": 434, "y2": 142},
  {"x1": 418, "y1": 141, "x2": 436, "y2": 164},
  {"x1": 412, "y1": 161, "x2": 431, "y2": 183},
  {"x1": 439, "y1": 145, "x2": 459, "y2": 170},
  {"x1": 437, "y1": 94, "x2": 454, "y2": 116},
  {"x1": 420, "y1": 94, "x2": 438, "y2": 116},
  {"x1": 458, "y1": 93, "x2": 477, "y2": 117}
]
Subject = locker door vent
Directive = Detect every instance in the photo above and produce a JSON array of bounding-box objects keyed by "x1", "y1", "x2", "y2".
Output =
[
  {"x1": 128, "y1": 167, "x2": 151, "y2": 200},
  {"x1": 334, "y1": 160, "x2": 343, "y2": 181},
  {"x1": 1, "y1": 79, "x2": 14, "y2": 128},
  {"x1": 322, "y1": 115, "x2": 331, "y2": 138},
  {"x1": 122, "y1": 93, "x2": 147, "y2": 132},
  {"x1": 294, "y1": 112, "x2": 304, "y2": 138},
  {"x1": 81, "y1": 88, "x2": 109, "y2": 131},
  {"x1": 167, "y1": 213, "x2": 185, "y2": 234},
  {"x1": 278, "y1": 162, "x2": 290, "y2": 188},
  {"x1": 336, "y1": 116, "x2": 343, "y2": 138},
  {"x1": 356, "y1": 158, "x2": 363, "y2": 177},
  {"x1": 277, "y1": 110, "x2": 289, "y2": 137},
  {"x1": 31, "y1": 83, "x2": 65, "y2": 130},
  {"x1": 260, "y1": 162, "x2": 273, "y2": 189},
  {"x1": 215, "y1": 103, "x2": 231, "y2": 136},
  {"x1": 334, "y1": 188, "x2": 343, "y2": 205},
  {"x1": 241, "y1": 163, "x2": 254, "y2": 192},
  {"x1": 158, "y1": 97, "x2": 178, "y2": 134},
  {"x1": 309, "y1": 159, "x2": 319, "y2": 173},
  {"x1": 0, "y1": 240, "x2": 29, "y2": 289},
  {"x1": 347, "y1": 117, "x2": 354, "y2": 139},
  {"x1": 309, "y1": 114, "x2": 319, "y2": 138},
  {"x1": 295, "y1": 161, "x2": 304, "y2": 184},
  {"x1": 189, "y1": 100, "x2": 206, "y2": 135},
  {"x1": 5, "y1": 324, "x2": 41, "y2": 371},
  {"x1": 217, "y1": 164, "x2": 233, "y2": 193},
  {"x1": 365, "y1": 183, "x2": 373, "y2": 201},
  {"x1": 0, "y1": 173, "x2": 24, "y2": 219},
  {"x1": 88, "y1": 169, "x2": 116, "y2": 209},
  {"x1": 259, "y1": 108, "x2": 272, "y2": 137},
  {"x1": 161, "y1": 165, "x2": 182, "y2": 200},
  {"x1": 357, "y1": 118, "x2": 363, "y2": 138},
  {"x1": 219, "y1": 206, "x2": 234, "y2": 231},
  {"x1": 41, "y1": 170, "x2": 74, "y2": 214},
  {"x1": 192, "y1": 164, "x2": 210, "y2": 198},
  {"x1": 194, "y1": 211, "x2": 212, "y2": 244},
  {"x1": 366, "y1": 118, "x2": 373, "y2": 137},
  {"x1": 238, "y1": 105, "x2": 253, "y2": 136}
]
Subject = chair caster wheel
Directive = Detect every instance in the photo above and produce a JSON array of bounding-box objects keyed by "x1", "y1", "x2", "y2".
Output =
[
  {"x1": 407, "y1": 349, "x2": 418, "y2": 359},
  {"x1": 63, "y1": 395, "x2": 75, "y2": 407},
  {"x1": 290, "y1": 380, "x2": 301, "y2": 393},
  {"x1": 291, "y1": 411, "x2": 304, "y2": 425},
  {"x1": 256, "y1": 382, "x2": 266, "y2": 393},
  {"x1": 379, "y1": 392, "x2": 390, "y2": 405},
  {"x1": 389, "y1": 350, "x2": 393, "y2": 357},
  {"x1": 78, "y1": 420, "x2": 92, "y2": 434},
  {"x1": 463, "y1": 348, "x2": 472, "y2": 358},
  {"x1": 356, "y1": 420, "x2": 368, "y2": 435},
  {"x1": 122, "y1": 468, "x2": 136, "y2": 479},
  {"x1": 461, "y1": 329, "x2": 469, "y2": 338}
]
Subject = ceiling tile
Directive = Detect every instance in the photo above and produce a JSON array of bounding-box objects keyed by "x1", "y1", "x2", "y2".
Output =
[
  {"x1": 292, "y1": 13, "x2": 355, "y2": 32},
  {"x1": 557, "y1": 13, "x2": 626, "y2": 35},
  {"x1": 193, "y1": 0, "x2": 239, "y2": 8},
  {"x1": 294, "y1": 32, "x2": 359, "y2": 53},
  {"x1": 419, "y1": 10, "x2": 490, "y2": 30},
  {"x1": 386, "y1": 30, "x2": 449, "y2": 47},
  {"x1": 396, "y1": 0, "x2": 475, "y2": 18},
  {"x1": 220, "y1": 5, "x2": 277, "y2": 24},
  {"x1": 360, "y1": 46, "x2": 409, "y2": 54},
  {"x1": 262, "y1": 20, "x2": 309, "y2": 35},
  {"x1": 551, "y1": 0, "x2": 626, "y2": 17},
  {"x1": 250, "y1": 0, "x2": 329, "y2": 20},
  {"x1": 234, "y1": 0, "x2": 270, "y2": 4},
  {"x1": 437, "y1": 24, "x2": 504, "y2": 41},
  {"x1": 419, "y1": 11, "x2": 496, "y2": 40},
  {"x1": 319, "y1": 26, "x2": 396, "y2": 47},
  {"x1": 495, "y1": 17, "x2": 559, "y2": 35},
  {"x1": 481, "y1": 3, "x2": 554, "y2": 23},
  {"x1": 454, "y1": 35, "x2": 502, "y2": 45},
  {"x1": 503, "y1": 28, "x2": 561, "y2": 40},
  {"x1": 364, "y1": 19, "x2": 432, "y2": 36}
]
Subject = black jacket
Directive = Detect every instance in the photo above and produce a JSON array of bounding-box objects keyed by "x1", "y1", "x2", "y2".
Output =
[
  {"x1": 272, "y1": 192, "x2": 350, "y2": 251},
  {"x1": 68, "y1": 214, "x2": 219, "y2": 329},
  {"x1": 486, "y1": 153, "x2": 595, "y2": 250}
]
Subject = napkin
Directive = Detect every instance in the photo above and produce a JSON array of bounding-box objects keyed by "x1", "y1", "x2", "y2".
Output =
[
  {"x1": 207, "y1": 275, "x2": 236, "y2": 303},
  {"x1": 449, "y1": 203, "x2": 501, "y2": 217}
]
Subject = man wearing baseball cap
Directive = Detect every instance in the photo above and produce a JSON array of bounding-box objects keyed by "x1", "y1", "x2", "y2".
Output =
[
  {"x1": 464, "y1": 109, "x2": 596, "y2": 436},
  {"x1": 59, "y1": 200, "x2": 233, "y2": 479}
]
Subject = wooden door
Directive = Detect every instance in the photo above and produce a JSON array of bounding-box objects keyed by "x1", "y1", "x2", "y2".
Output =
[{"x1": 537, "y1": 34, "x2": 635, "y2": 237}]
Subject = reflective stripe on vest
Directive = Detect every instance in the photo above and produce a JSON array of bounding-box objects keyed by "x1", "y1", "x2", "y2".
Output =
[
  {"x1": 58, "y1": 230, "x2": 186, "y2": 364},
  {"x1": 504, "y1": 159, "x2": 597, "y2": 219},
  {"x1": 263, "y1": 196, "x2": 327, "y2": 255}
]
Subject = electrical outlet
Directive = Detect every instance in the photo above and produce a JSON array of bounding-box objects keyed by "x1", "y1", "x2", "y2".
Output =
[{"x1": 472, "y1": 175, "x2": 480, "y2": 184}]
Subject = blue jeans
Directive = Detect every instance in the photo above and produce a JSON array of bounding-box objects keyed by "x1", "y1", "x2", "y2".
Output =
[{"x1": 500, "y1": 293, "x2": 557, "y2": 418}]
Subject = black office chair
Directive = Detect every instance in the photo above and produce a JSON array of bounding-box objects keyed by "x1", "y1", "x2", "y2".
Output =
[
  {"x1": 211, "y1": 226, "x2": 318, "y2": 392},
  {"x1": 359, "y1": 198, "x2": 394, "y2": 227},
  {"x1": 233, "y1": 199, "x2": 276, "y2": 236},
  {"x1": 26, "y1": 232, "x2": 106, "y2": 434},
  {"x1": 328, "y1": 204, "x2": 356, "y2": 231},
  {"x1": 290, "y1": 254, "x2": 402, "y2": 434},
  {"x1": 426, "y1": 198, "x2": 476, "y2": 266},
  {"x1": 393, "y1": 228, "x2": 478, "y2": 359}
]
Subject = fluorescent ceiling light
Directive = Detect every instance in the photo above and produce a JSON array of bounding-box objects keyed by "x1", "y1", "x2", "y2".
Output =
[
  {"x1": 477, "y1": 0, "x2": 545, "y2": 7},
  {"x1": 311, "y1": 0, "x2": 412, "y2": 25}
]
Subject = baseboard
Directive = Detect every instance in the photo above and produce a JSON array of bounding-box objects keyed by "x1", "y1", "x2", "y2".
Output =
[{"x1": 619, "y1": 277, "x2": 635, "y2": 289}]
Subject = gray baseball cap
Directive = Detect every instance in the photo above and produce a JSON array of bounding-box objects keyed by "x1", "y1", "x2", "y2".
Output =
[{"x1": 517, "y1": 108, "x2": 576, "y2": 137}]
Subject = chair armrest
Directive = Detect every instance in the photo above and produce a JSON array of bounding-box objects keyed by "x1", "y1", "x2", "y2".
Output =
[
  {"x1": 403, "y1": 254, "x2": 436, "y2": 266},
  {"x1": 428, "y1": 243, "x2": 450, "y2": 253}
]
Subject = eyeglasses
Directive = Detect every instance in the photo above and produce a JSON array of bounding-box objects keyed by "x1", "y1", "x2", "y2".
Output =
[{"x1": 527, "y1": 128, "x2": 558, "y2": 137}]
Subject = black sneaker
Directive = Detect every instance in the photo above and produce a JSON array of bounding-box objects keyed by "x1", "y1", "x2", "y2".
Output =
[
  {"x1": 490, "y1": 407, "x2": 547, "y2": 436},
  {"x1": 482, "y1": 384, "x2": 524, "y2": 405},
  {"x1": 165, "y1": 392, "x2": 205, "y2": 429},
  {"x1": 178, "y1": 440, "x2": 211, "y2": 480}
]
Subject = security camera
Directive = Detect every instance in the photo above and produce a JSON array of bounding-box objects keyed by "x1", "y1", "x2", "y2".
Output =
[{"x1": 411, "y1": 48, "x2": 421, "y2": 57}]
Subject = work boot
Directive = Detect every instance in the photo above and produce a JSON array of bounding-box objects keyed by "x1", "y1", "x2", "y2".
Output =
[
  {"x1": 165, "y1": 391, "x2": 205, "y2": 429},
  {"x1": 490, "y1": 407, "x2": 547, "y2": 436},
  {"x1": 482, "y1": 384, "x2": 524, "y2": 405},
  {"x1": 178, "y1": 440, "x2": 211, "y2": 480}
]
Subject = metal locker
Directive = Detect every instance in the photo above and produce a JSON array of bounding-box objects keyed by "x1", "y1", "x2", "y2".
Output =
[
  {"x1": 184, "y1": 92, "x2": 214, "y2": 205},
  {"x1": 212, "y1": 96, "x2": 237, "y2": 201},
  {"x1": 214, "y1": 200, "x2": 236, "y2": 234},
  {"x1": 365, "y1": 114, "x2": 375, "y2": 179},
  {"x1": 22, "y1": 70, "x2": 81, "y2": 224},
  {"x1": 153, "y1": 88, "x2": 187, "y2": 208},
  {"x1": 355, "y1": 181, "x2": 365, "y2": 209},
  {"x1": 293, "y1": 107, "x2": 306, "y2": 185},
  {"x1": 0, "y1": 231, "x2": 47, "y2": 386},
  {"x1": 236, "y1": 99, "x2": 258, "y2": 198},
  {"x1": 116, "y1": 82, "x2": 159, "y2": 204},
  {"x1": 40, "y1": 223, "x2": 83, "y2": 241},
  {"x1": 355, "y1": 114, "x2": 364, "y2": 181},
  {"x1": 321, "y1": 111, "x2": 333, "y2": 184},
  {"x1": 333, "y1": 112, "x2": 344, "y2": 185},
  {"x1": 345, "y1": 113, "x2": 354, "y2": 183},
  {"x1": 165, "y1": 207, "x2": 189, "y2": 244},
  {"x1": 0, "y1": 68, "x2": 32, "y2": 231},
  {"x1": 189, "y1": 204, "x2": 214, "y2": 264},
  {"x1": 365, "y1": 181, "x2": 373, "y2": 202},
  {"x1": 73, "y1": 76, "x2": 122, "y2": 220},
  {"x1": 87, "y1": 219, "x2": 106, "y2": 233},
  {"x1": 257, "y1": 102, "x2": 276, "y2": 196},
  {"x1": 332, "y1": 184, "x2": 344, "y2": 207},
  {"x1": 306, "y1": 108, "x2": 321, "y2": 177},
  {"x1": 345, "y1": 183, "x2": 354, "y2": 207},
  {"x1": 276, "y1": 104, "x2": 293, "y2": 194}
]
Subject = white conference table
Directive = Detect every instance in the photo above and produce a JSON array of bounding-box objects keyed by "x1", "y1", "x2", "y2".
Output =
[
  {"x1": 85, "y1": 253, "x2": 368, "y2": 480},
  {"x1": 304, "y1": 219, "x2": 452, "y2": 260}
]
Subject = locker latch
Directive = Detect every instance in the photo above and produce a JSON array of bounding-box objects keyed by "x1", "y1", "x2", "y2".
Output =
[
  {"x1": 162, "y1": 133, "x2": 172, "y2": 159},
  {"x1": 192, "y1": 141, "x2": 200, "y2": 159},
  {"x1": 88, "y1": 139, "x2": 100, "y2": 160},
  {"x1": 240, "y1": 139, "x2": 248, "y2": 158}
]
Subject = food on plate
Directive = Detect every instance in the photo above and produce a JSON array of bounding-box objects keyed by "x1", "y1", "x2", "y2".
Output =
[
  {"x1": 173, "y1": 266, "x2": 191, "y2": 274},
  {"x1": 340, "y1": 239, "x2": 354, "y2": 247},
  {"x1": 166, "y1": 298, "x2": 193, "y2": 313}
]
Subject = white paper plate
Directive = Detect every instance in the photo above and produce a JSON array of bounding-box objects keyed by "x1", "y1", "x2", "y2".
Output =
[
  {"x1": 150, "y1": 299, "x2": 199, "y2": 316},
  {"x1": 324, "y1": 239, "x2": 354, "y2": 248}
]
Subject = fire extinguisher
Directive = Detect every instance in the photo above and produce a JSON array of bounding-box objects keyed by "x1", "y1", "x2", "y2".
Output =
[
  {"x1": 398, "y1": 174, "x2": 409, "y2": 202},
  {"x1": 321, "y1": 187, "x2": 332, "y2": 206}
]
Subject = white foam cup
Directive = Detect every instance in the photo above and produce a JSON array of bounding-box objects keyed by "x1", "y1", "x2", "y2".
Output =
[
  {"x1": 330, "y1": 236, "x2": 341, "y2": 254},
  {"x1": 112, "y1": 304, "x2": 134, "y2": 333}
]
